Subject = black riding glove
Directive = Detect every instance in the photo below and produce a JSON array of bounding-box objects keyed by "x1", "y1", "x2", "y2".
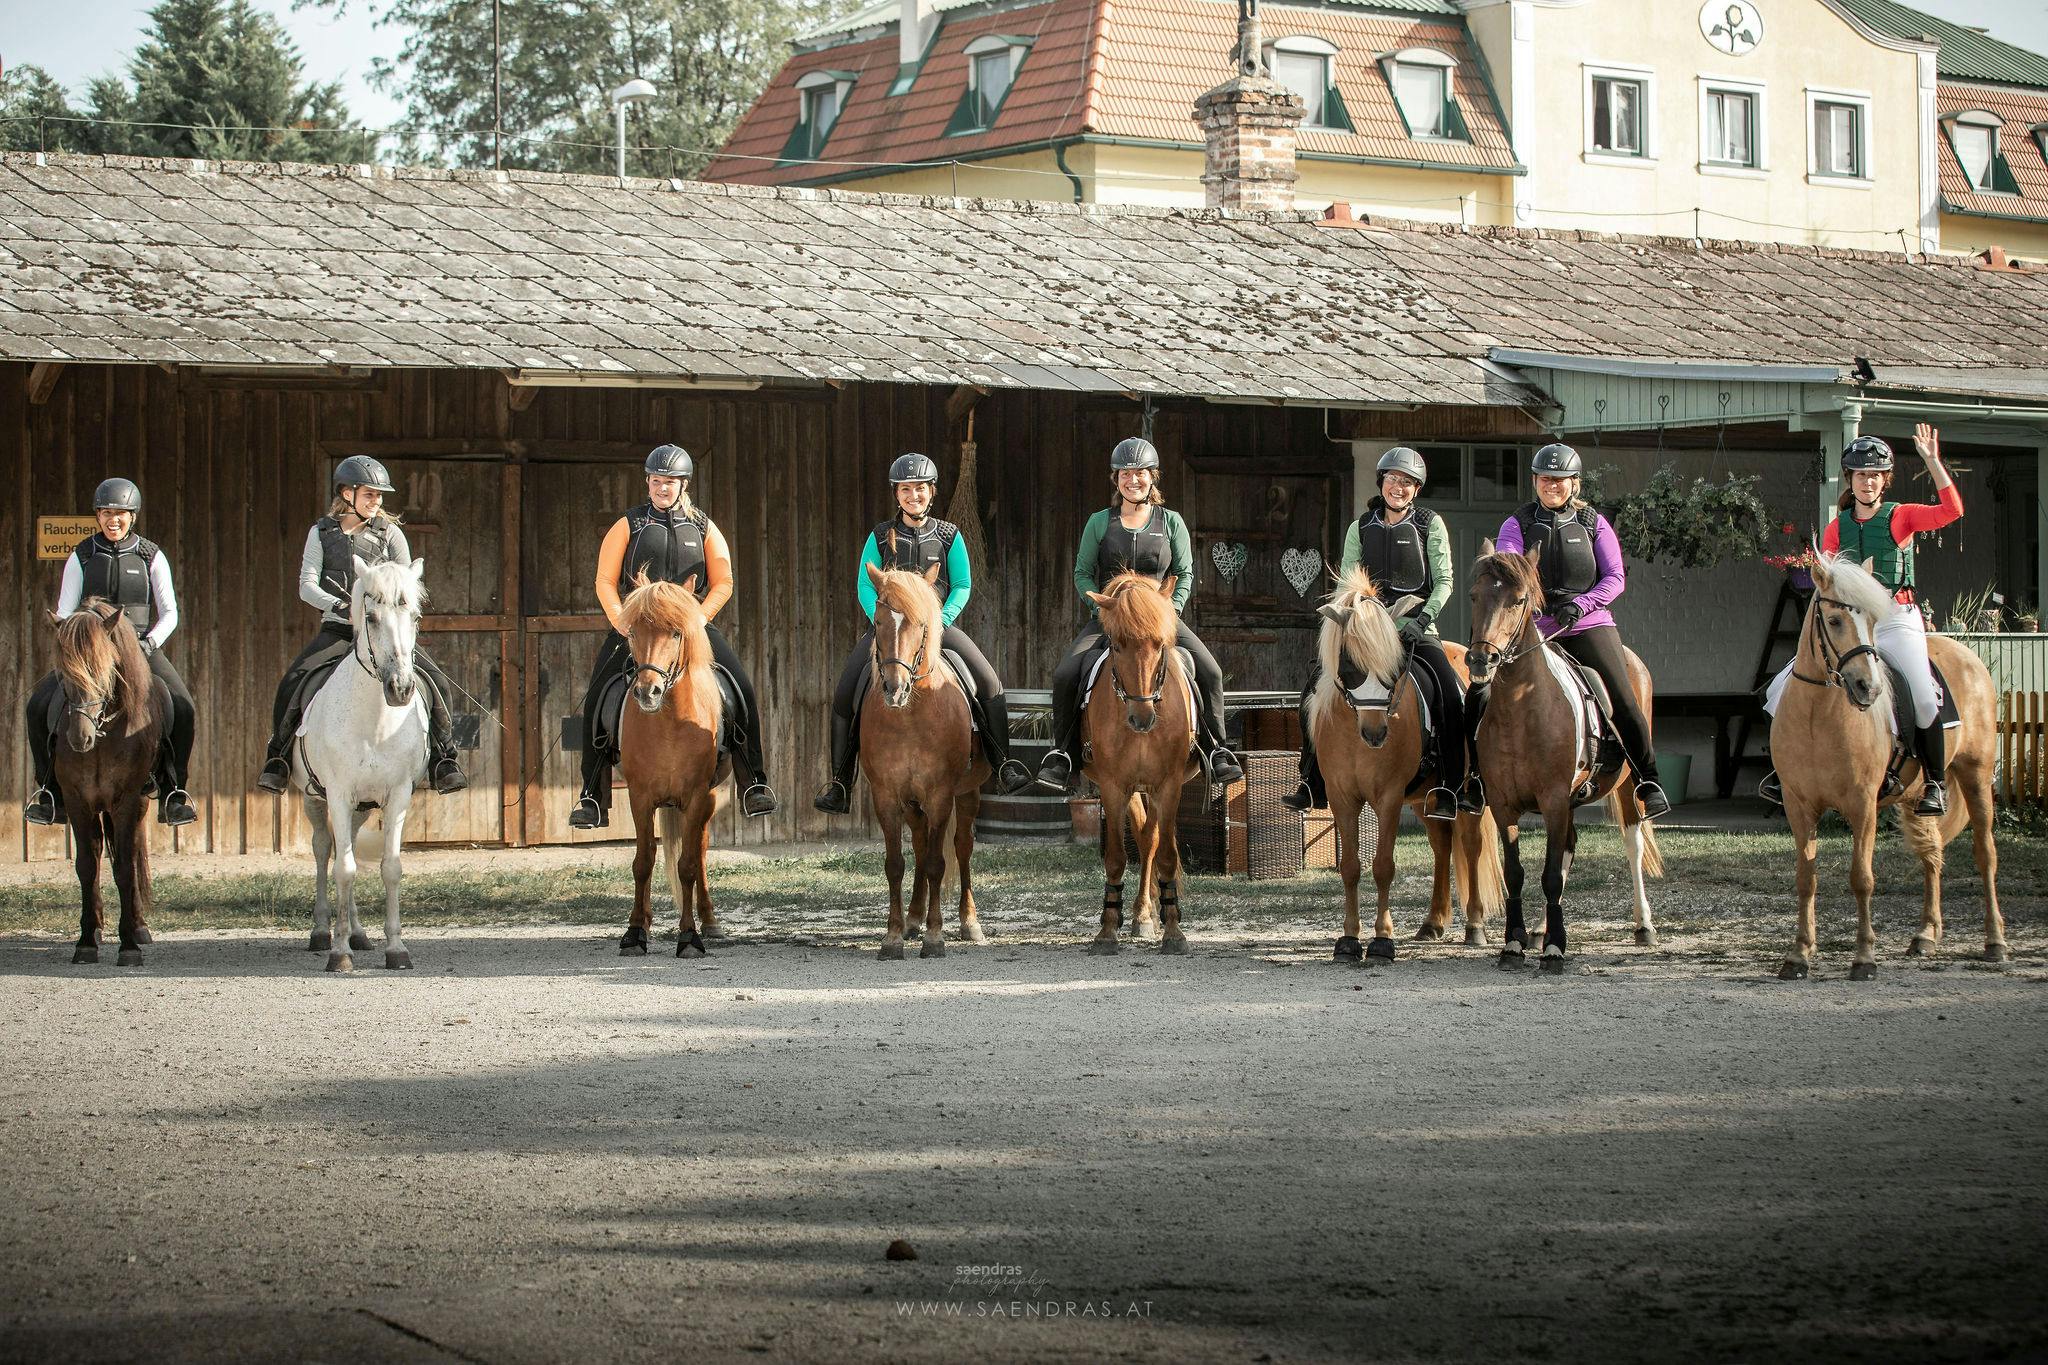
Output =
[
  {"x1": 1550, "y1": 601, "x2": 1584, "y2": 633},
  {"x1": 1396, "y1": 614, "x2": 1425, "y2": 644}
]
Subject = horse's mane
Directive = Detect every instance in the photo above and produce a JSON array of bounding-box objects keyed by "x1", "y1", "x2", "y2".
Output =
[
  {"x1": 1819, "y1": 551, "x2": 1899, "y2": 622},
  {"x1": 1097, "y1": 571, "x2": 1176, "y2": 647},
  {"x1": 1308, "y1": 567, "x2": 1404, "y2": 737},
  {"x1": 353, "y1": 557, "x2": 426, "y2": 616},
  {"x1": 56, "y1": 601, "x2": 155, "y2": 735},
  {"x1": 619, "y1": 578, "x2": 722, "y2": 725},
  {"x1": 871, "y1": 567, "x2": 944, "y2": 640},
  {"x1": 1472, "y1": 549, "x2": 1542, "y2": 603}
]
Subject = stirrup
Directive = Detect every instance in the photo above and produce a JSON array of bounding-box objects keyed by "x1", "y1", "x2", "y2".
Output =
[
  {"x1": 1424, "y1": 786, "x2": 1458, "y2": 822},
  {"x1": 1913, "y1": 780, "x2": 1947, "y2": 817},
  {"x1": 158, "y1": 788, "x2": 198, "y2": 827},
  {"x1": 1207, "y1": 748, "x2": 1244, "y2": 785},
  {"x1": 1280, "y1": 781, "x2": 1314, "y2": 812},
  {"x1": 1757, "y1": 771, "x2": 1783, "y2": 807},
  {"x1": 1036, "y1": 750, "x2": 1075, "y2": 792},
  {"x1": 812, "y1": 780, "x2": 852, "y2": 815},
  {"x1": 1457, "y1": 775, "x2": 1485, "y2": 815},
  {"x1": 740, "y1": 782, "x2": 778, "y2": 817},
  {"x1": 994, "y1": 760, "x2": 1033, "y2": 794},
  {"x1": 257, "y1": 755, "x2": 292, "y2": 794},
  {"x1": 431, "y1": 757, "x2": 469, "y2": 795},
  {"x1": 568, "y1": 795, "x2": 607, "y2": 830},
  {"x1": 24, "y1": 788, "x2": 60, "y2": 827},
  {"x1": 1633, "y1": 780, "x2": 1672, "y2": 820}
]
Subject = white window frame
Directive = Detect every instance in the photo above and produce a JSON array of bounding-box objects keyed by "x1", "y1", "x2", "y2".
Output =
[
  {"x1": 1266, "y1": 35, "x2": 1339, "y2": 131},
  {"x1": 1806, "y1": 86, "x2": 1872, "y2": 186},
  {"x1": 794, "y1": 70, "x2": 854, "y2": 158},
  {"x1": 1945, "y1": 109, "x2": 2010, "y2": 194},
  {"x1": 1698, "y1": 75, "x2": 1766, "y2": 177},
  {"x1": 1382, "y1": 45, "x2": 1461, "y2": 142},
  {"x1": 1584, "y1": 62, "x2": 1658, "y2": 166}
]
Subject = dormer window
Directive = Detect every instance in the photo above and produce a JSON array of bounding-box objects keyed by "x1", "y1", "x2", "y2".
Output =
[
  {"x1": 1946, "y1": 110, "x2": 2019, "y2": 193},
  {"x1": 1381, "y1": 47, "x2": 1467, "y2": 141},
  {"x1": 947, "y1": 35, "x2": 1033, "y2": 135},
  {"x1": 783, "y1": 70, "x2": 855, "y2": 163},
  {"x1": 1264, "y1": 36, "x2": 1353, "y2": 132}
]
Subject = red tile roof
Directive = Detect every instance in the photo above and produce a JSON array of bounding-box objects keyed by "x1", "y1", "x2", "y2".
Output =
[
  {"x1": 702, "y1": 0, "x2": 1515, "y2": 189},
  {"x1": 1937, "y1": 83, "x2": 2048, "y2": 225}
]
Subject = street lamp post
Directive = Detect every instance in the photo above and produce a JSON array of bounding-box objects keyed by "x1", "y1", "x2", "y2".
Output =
[{"x1": 611, "y1": 79, "x2": 657, "y2": 181}]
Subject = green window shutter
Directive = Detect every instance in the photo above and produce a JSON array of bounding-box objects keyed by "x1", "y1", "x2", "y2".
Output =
[
  {"x1": 778, "y1": 119, "x2": 815, "y2": 165},
  {"x1": 944, "y1": 86, "x2": 983, "y2": 136},
  {"x1": 1322, "y1": 84, "x2": 1355, "y2": 134},
  {"x1": 1991, "y1": 152, "x2": 2021, "y2": 193},
  {"x1": 1444, "y1": 93, "x2": 1469, "y2": 141}
]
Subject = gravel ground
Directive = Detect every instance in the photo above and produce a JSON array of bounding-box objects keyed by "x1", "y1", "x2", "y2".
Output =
[{"x1": 2, "y1": 841, "x2": 2045, "y2": 1364}]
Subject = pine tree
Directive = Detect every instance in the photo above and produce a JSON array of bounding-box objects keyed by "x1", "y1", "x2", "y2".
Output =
[{"x1": 0, "y1": 64, "x2": 90, "y2": 153}]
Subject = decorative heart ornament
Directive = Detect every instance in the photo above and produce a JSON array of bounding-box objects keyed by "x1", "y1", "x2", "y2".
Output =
[
  {"x1": 1281, "y1": 547, "x2": 1322, "y2": 597},
  {"x1": 1210, "y1": 541, "x2": 1249, "y2": 584}
]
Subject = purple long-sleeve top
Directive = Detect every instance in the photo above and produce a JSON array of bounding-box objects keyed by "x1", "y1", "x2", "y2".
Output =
[{"x1": 1493, "y1": 508, "x2": 1626, "y2": 637}]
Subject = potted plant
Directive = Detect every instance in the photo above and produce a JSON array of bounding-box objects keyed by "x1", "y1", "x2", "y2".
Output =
[
  {"x1": 1606, "y1": 465, "x2": 1772, "y2": 568},
  {"x1": 1763, "y1": 548, "x2": 1819, "y2": 594}
]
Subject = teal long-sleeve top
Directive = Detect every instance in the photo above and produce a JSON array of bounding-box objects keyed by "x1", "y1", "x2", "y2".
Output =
[
  {"x1": 1338, "y1": 507, "x2": 1454, "y2": 621},
  {"x1": 1073, "y1": 506, "x2": 1194, "y2": 614},
  {"x1": 856, "y1": 527, "x2": 973, "y2": 627}
]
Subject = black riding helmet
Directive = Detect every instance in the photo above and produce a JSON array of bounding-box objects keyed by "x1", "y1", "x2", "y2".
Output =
[
  {"x1": 1531, "y1": 442, "x2": 1583, "y2": 477},
  {"x1": 890, "y1": 452, "x2": 939, "y2": 484},
  {"x1": 1841, "y1": 436, "x2": 1894, "y2": 472},
  {"x1": 645, "y1": 444, "x2": 693, "y2": 479},
  {"x1": 1376, "y1": 446, "x2": 1427, "y2": 486},
  {"x1": 332, "y1": 455, "x2": 395, "y2": 493},
  {"x1": 93, "y1": 477, "x2": 142, "y2": 513},
  {"x1": 1111, "y1": 437, "x2": 1159, "y2": 471}
]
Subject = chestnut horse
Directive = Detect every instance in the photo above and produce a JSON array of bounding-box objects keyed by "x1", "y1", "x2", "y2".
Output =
[
  {"x1": 1081, "y1": 572, "x2": 1199, "y2": 956},
  {"x1": 860, "y1": 563, "x2": 989, "y2": 960},
  {"x1": 48, "y1": 602, "x2": 165, "y2": 966},
  {"x1": 1467, "y1": 548, "x2": 1664, "y2": 975},
  {"x1": 1771, "y1": 553, "x2": 2002, "y2": 980},
  {"x1": 1309, "y1": 568, "x2": 1504, "y2": 960},
  {"x1": 615, "y1": 575, "x2": 729, "y2": 957}
]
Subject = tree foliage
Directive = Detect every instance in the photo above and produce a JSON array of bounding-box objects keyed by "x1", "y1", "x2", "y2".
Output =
[
  {"x1": 299, "y1": 0, "x2": 850, "y2": 174},
  {"x1": 2, "y1": 0, "x2": 376, "y2": 161}
]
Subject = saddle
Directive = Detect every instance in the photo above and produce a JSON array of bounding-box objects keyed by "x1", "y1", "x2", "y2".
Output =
[
  {"x1": 589, "y1": 663, "x2": 744, "y2": 760},
  {"x1": 1539, "y1": 645, "x2": 1626, "y2": 802},
  {"x1": 851, "y1": 651, "x2": 980, "y2": 729}
]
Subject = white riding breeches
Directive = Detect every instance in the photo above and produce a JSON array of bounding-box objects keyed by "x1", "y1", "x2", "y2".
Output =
[{"x1": 1765, "y1": 601, "x2": 1938, "y2": 728}]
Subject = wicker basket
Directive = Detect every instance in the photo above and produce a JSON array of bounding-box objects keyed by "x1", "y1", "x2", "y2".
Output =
[{"x1": 1239, "y1": 751, "x2": 1305, "y2": 879}]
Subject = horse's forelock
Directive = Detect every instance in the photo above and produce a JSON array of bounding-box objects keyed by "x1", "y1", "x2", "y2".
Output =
[
  {"x1": 55, "y1": 610, "x2": 118, "y2": 697},
  {"x1": 874, "y1": 568, "x2": 943, "y2": 637},
  {"x1": 358, "y1": 559, "x2": 423, "y2": 614},
  {"x1": 1820, "y1": 553, "x2": 1898, "y2": 622},
  {"x1": 1099, "y1": 572, "x2": 1175, "y2": 646}
]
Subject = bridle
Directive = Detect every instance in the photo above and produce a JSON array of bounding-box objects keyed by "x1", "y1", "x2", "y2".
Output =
[
  {"x1": 1468, "y1": 593, "x2": 1546, "y2": 681},
  {"x1": 872, "y1": 610, "x2": 933, "y2": 687},
  {"x1": 63, "y1": 679, "x2": 116, "y2": 744},
  {"x1": 1105, "y1": 637, "x2": 1168, "y2": 705},
  {"x1": 1791, "y1": 595, "x2": 1882, "y2": 697},
  {"x1": 633, "y1": 630, "x2": 687, "y2": 692}
]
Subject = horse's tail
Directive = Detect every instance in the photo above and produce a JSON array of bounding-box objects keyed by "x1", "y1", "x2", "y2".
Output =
[
  {"x1": 1605, "y1": 789, "x2": 1666, "y2": 878},
  {"x1": 1459, "y1": 807, "x2": 1507, "y2": 922},
  {"x1": 657, "y1": 805, "x2": 689, "y2": 913}
]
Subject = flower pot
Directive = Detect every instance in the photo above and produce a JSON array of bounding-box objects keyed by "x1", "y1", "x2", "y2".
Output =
[
  {"x1": 1659, "y1": 752, "x2": 1692, "y2": 807},
  {"x1": 1068, "y1": 796, "x2": 1103, "y2": 844},
  {"x1": 1787, "y1": 566, "x2": 1813, "y2": 593}
]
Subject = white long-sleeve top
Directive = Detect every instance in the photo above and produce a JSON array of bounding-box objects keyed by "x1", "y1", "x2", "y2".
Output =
[
  {"x1": 57, "y1": 547, "x2": 180, "y2": 648},
  {"x1": 299, "y1": 521, "x2": 412, "y2": 625}
]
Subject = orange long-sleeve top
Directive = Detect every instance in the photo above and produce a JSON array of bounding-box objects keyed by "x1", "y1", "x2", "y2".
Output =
[{"x1": 594, "y1": 509, "x2": 733, "y2": 632}]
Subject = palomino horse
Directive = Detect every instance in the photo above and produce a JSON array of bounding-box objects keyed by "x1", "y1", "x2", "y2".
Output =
[
  {"x1": 1081, "y1": 572, "x2": 1199, "y2": 956},
  {"x1": 1772, "y1": 554, "x2": 2002, "y2": 979},
  {"x1": 295, "y1": 557, "x2": 430, "y2": 973},
  {"x1": 860, "y1": 562, "x2": 990, "y2": 960},
  {"x1": 616, "y1": 574, "x2": 729, "y2": 958},
  {"x1": 1309, "y1": 568, "x2": 1504, "y2": 960},
  {"x1": 1467, "y1": 548, "x2": 1664, "y2": 974},
  {"x1": 49, "y1": 602, "x2": 165, "y2": 966}
]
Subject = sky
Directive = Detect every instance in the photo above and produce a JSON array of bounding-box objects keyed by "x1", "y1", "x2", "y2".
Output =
[{"x1": 4, "y1": 0, "x2": 2047, "y2": 139}]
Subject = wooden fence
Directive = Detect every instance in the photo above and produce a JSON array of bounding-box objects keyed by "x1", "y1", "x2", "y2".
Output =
[{"x1": 2001, "y1": 691, "x2": 2047, "y2": 808}]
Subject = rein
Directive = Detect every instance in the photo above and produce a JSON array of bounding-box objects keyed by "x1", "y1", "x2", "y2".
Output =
[{"x1": 1791, "y1": 595, "x2": 1882, "y2": 691}]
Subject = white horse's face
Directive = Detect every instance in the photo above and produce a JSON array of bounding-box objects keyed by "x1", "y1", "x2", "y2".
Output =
[{"x1": 352, "y1": 556, "x2": 426, "y2": 708}]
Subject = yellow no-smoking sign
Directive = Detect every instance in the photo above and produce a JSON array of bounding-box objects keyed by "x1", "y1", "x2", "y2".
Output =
[{"x1": 36, "y1": 516, "x2": 99, "y2": 560}]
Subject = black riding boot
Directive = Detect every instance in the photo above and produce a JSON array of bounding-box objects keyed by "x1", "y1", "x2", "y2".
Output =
[
  {"x1": 1915, "y1": 723, "x2": 1948, "y2": 816},
  {"x1": 1282, "y1": 687, "x2": 1325, "y2": 811},
  {"x1": 978, "y1": 690, "x2": 1033, "y2": 794},
  {"x1": 1458, "y1": 681, "x2": 1489, "y2": 813},
  {"x1": 813, "y1": 713, "x2": 859, "y2": 814},
  {"x1": 735, "y1": 720, "x2": 778, "y2": 818},
  {"x1": 153, "y1": 741, "x2": 197, "y2": 827}
]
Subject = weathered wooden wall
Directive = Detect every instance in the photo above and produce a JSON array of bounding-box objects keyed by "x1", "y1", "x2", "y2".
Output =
[{"x1": 4, "y1": 362, "x2": 1348, "y2": 860}]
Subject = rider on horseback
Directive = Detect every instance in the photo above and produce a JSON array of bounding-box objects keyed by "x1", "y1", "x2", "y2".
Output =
[
  {"x1": 24, "y1": 478, "x2": 198, "y2": 828},
  {"x1": 1036, "y1": 438, "x2": 1244, "y2": 792},
  {"x1": 257, "y1": 456, "x2": 468, "y2": 798},
  {"x1": 813, "y1": 452, "x2": 1035, "y2": 814},
  {"x1": 1759, "y1": 425, "x2": 1959, "y2": 816},
  {"x1": 570, "y1": 445, "x2": 778, "y2": 828},
  {"x1": 1473, "y1": 443, "x2": 1672, "y2": 821},
  {"x1": 1283, "y1": 445, "x2": 1463, "y2": 820}
]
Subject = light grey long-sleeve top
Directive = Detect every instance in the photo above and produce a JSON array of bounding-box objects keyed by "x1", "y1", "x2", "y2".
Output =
[{"x1": 298, "y1": 521, "x2": 412, "y2": 625}]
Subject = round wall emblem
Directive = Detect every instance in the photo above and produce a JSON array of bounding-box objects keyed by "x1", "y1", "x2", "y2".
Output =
[{"x1": 1701, "y1": 0, "x2": 1763, "y2": 56}]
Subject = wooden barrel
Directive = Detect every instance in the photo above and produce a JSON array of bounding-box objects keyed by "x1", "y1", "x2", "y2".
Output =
[{"x1": 975, "y1": 738, "x2": 1071, "y2": 841}]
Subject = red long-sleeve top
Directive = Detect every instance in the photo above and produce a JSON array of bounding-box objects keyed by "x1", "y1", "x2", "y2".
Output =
[{"x1": 1822, "y1": 483, "x2": 1962, "y2": 601}]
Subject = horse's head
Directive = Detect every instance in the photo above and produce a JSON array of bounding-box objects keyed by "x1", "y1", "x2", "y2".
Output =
[
  {"x1": 619, "y1": 572, "x2": 712, "y2": 715},
  {"x1": 1088, "y1": 573, "x2": 1177, "y2": 735},
  {"x1": 866, "y1": 561, "x2": 943, "y2": 710},
  {"x1": 1314, "y1": 568, "x2": 1408, "y2": 748},
  {"x1": 1466, "y1": 544, "x2": 1541, "y2": 685},
  {"x1": 352, "y1": 556, "x2": 426, "y2": 708},
  {"x1": 1806, "y1": 554, "x2": 1893, "y2": 712},
  {"x1": 51, "y1": 601, "x2": 140, "y2": 754}
]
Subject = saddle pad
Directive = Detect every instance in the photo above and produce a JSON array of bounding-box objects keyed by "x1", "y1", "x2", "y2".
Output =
[
  {"x1": 1540, "y1": 644, "x2": 1606, "y2": 777},
  {"x1": 1883, "y1": 659, "x2": 1960, "y2": 740},
  {"x1": 1083, "y1": 646, "x2": 1198, "y2": 721}
]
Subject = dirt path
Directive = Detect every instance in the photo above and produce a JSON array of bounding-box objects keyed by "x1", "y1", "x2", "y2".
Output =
[{"x1": 2, "y1": 906, "x2": 2044, "y2": 1363}]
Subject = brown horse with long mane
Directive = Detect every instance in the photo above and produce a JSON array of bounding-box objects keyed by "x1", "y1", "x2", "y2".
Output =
[
  {"x1": 1309, "y1": 568, "x2": 1504, "y2": 959},
  {"x1": 1772, "y1": 553, "x2": 2002, "y2": 979},
  {"x1": 1081, "y1": 572, "x2": 1199, "y2": 955},
  {"x1": 859, "y1": 562, "x2": 989, "y2": 960},
  {"x1": 48, "y1": 601, "x2": 165, "y2": 966},
  {"x1": 1467, "y1": 548, "x2": 1664, "y2": 974},
  {"x1": 615, "y1": 575, "x2": 729, "y2": 957}
]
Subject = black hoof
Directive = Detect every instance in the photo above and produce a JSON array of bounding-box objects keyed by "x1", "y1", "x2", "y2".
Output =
[
  {"x1": 920, "y1": 939, "x2": 946, "y2": 959},
  {"x1": 1539, "y1": 952, "x2": 1566, "y2": 976},
  {"x1": 132, "y1": 927, "x2": 153, "y2": 945},
  {"x1": 1333, "y1": 935, "x2": 1363, "y2": 962},
  {"x1": 385, "y1": 950, "x2": 413, "y2": 970},
  {"x1": 72, "y1": 943, "x2": 98, "y2": 965},
  {"x1": 1087, "y1": 937, "x2": 1120, "y2": 956},
  {"x1": 1849, "y1": 961, "x2": 1877, "y2": 982},
  {"x1": 348, "y1": 931, "x2": 372, "y2": 952},
  {"x1": 1159, "y1": 934, "x2": 1188, "y2": 956},
  {"x1": 1413, "y1": 923, "x2": 1445, "y2": 942},
  {"x1": 308, "y1": 931, "x2": 332, "y2": 953},
  {"x1": 1498, "y1": 947, "x2": 1525, "y2": 970},
  {"x1": 1366, "y1": 937, "x2": 1396, "y2": 961},
  {"x1": 619, "y1": 925, "x2": 649, "y2": 956},
  {"x1": 1634, "y1": 927, "x2": 1657, "y2": 948},
  {"x1": 117, "y1": 947, "x2": 144, "y2": 967},
  {"x1": 1778, "y1": 959, "x2": 1809, "y2": 980},
  {"x1": 677, "y1": 931, "x2": 706, "y2": 958},
  {"x1": 878, "y1": 941, "x2": 906, "y2": 961}
]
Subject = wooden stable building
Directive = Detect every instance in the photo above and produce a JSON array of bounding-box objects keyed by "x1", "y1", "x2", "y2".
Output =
[{"x1": 4, "y1": 153, "x2": 2047, "y2": 859}]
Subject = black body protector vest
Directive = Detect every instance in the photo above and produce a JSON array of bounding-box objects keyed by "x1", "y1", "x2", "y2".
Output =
[
  {"x1": 873, "y1": 515, "x2": 958, "y2": 602},
  {"x1": 1354, "y1": 503, "x2": 1436, "y2": 598},
  {"x1": 1097, "y1": 505, "x2": 1173, "y2": 586},
  {"x1": 74, "y1": 533, "x2": 160, "y2": 635},
  {"x1": 1513, "y1": 503, "x2": 1601, "y2": 612},
  {"x1": 623, "y1": 501, "x2": 711, "y2": 600},
  {"x1": 315, "y1": 515, "x2": 405, "y2": 605}
]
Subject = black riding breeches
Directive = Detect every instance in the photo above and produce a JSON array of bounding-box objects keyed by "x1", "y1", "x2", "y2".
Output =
[
  {"x1": 1050, "y1": 619, "x2": 1228, "y2": 756},
  {"x1": 28, "y1": 647, "x2": 195, "y2": 793},
  {"x1": 832, "y1": 626, "x2": 1013, "y2": 769},
  {"x1": 1553, "y1": 625, "x2": 1657, "y2": 779},
  {"x1": 579, "y1": 624, "x2": 769, "y2": 805}
]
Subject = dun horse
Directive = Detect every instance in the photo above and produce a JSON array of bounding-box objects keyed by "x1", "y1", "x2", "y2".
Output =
[
  {"x1": 1772, "y1": 554, "x2": 2002, "y2": 979},
  {"x1": 49, "y1": 603, "x2": 164, "y2": 966},
  {"x1": 1309, "y1": 569, "x2": 1504, "y2": 959},
  {"x1": 616, "y1": 575, "x2": 729, "y2": 957},
  {"x1": 860, "y1": 563, "x2": 989, "y2": 960},
  {"x1": 1081, "y1": 572, "x2": 1198, "y2": 955},
  {"x1": 1467, "y1": 548, "x2": 1664, "y2": 974}
]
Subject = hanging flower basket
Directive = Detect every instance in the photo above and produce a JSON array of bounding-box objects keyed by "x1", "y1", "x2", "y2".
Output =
[{"x1": 1763, "y1": 549, "x2": 1818, "y2": 594}]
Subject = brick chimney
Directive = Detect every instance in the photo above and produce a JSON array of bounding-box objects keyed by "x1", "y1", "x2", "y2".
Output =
[{"x1": 1193, "y1": 0, "x2": 1305, "y2": 213}]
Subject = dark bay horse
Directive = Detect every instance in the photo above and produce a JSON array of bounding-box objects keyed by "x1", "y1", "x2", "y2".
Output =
[
  {"x1": 1081, "y1": 572, "x2": 1199, "y2": 955},
  {"x1": 1467, "y1": 549, "x2": 1663, "y2": 975},
  {"x1": 49, "y1": 602, "x2": 165, "y2": 966},
  {"x1": 860, "y1": 563, "x2": 989, "y2": 960},
  {"x1": 616, "y1": 575, "x2": 729, "y2": 957}
]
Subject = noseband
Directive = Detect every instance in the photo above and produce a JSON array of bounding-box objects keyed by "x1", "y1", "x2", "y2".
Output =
[
  {"x1": 872, "y1": 614, "x2": 932, "y2": 687},
  {"x1": 1106, "y1": 640, "x2": 1168, "y2": 705},
  {"x1": 64, "y1": 685, "x2": 114, "y2": 743},
  {"x1": 1791, "y1": 595, "x2": 1882, "y2": 693}
]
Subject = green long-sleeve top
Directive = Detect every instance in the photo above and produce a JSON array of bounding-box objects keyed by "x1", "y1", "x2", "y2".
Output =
[
  {"x1": 856, "y1": 527, "x2": 973, "y2": 626},
  {"x1": 1339, "y1": 507, "x2": 1454, "y2": 621},
  {"x1": 1074, "y1": 506, "x2": 1193, "y2": 614}
]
